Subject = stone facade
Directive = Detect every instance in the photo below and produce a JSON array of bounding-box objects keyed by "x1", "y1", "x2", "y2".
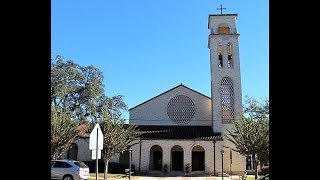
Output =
[
  {"x1": 208, "y1": 14, "x2": 243, "y2": 134},
  {"x1": 60, "y1": 12, "x2": 249, "y2": 177},
  {"x1": 130, "y1": 139, "x2": 245, "y2": 175},
  {"x1": 128, "y1": 13, "x2": 246, "y2": 176}
]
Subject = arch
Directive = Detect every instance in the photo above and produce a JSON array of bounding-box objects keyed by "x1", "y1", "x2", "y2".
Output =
[
  {"x1": 149, "y1": 145, "x2": 163, "y2": 171},
  {"x1": 220, "y1": 77, "x2": 235, "y2": 121},
  {"x1": 171, "y1": 145, "x2": 184, "y2": 171},
  {"x1": 192, "y1": 145, "x2": 205, "y2": 171},
  {"x1": 217, "y1": 23, "x2": 230, "y2": 34},
  {"x1": 227, "y1": 43, "x2": 233, "y2": 68},
  {"x1": 67, "y1": 143, "x2": 78, "y2": 160}
]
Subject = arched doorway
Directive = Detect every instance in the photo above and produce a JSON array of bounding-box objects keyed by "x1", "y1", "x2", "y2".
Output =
[
  {"x1": 149, "y1": 145, "x2": 162, "y2": 170},
  {"x1": 192, "y1": 145, "x2": 205, "y2": 171},
  {"x1": 67, "y1": 143, "x2": 78, "y2": 160},
  {"x1": 171, "y1": 145, "x2": 184, "y2": 171}
]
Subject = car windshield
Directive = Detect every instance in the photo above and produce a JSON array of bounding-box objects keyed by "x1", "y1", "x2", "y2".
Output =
[{"x1": 74, "y1": 161, "x2": 88, "y2": 168}]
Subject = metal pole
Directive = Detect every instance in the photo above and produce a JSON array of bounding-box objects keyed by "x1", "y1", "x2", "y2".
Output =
[
  {"x1": 221, "y1": 151, "x2": 224, "y2": 180},
  {"x1": 139, "y1": 141, "x2": 142, "y2": 174},
  {"x1": 230, "y1": 148, "x2": 232, "y2": 180},
  {"x1": 129, "y1": 149, "x2": 132, "y2": 180},
  {"x1": 230, "y1": 163, "x2": 232, "y2": 180},
  {"x1": 213, "y1": 141, "x2": 216, "y2": 176},
  {"x1": 230, "y1": 154, "x2": 232, "y2": 180},
  {"x1": 96, "y1": 128, "x2": 98, "y2": 180}
]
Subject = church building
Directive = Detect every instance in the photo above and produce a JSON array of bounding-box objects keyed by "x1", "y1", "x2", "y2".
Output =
[{"x1": 129, "y1": 10, "x2": 246, "y2": 176}]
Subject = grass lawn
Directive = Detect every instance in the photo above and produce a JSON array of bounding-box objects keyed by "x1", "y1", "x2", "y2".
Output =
[
  {"x1": 246, "y1": 176, "x2": 255, "y2": 180},
  {"x1": 246, "y1": 175, "x2": 265, "y2": 180},
  {"x1": 89, "y1": 173, "x2": 124, "y2": 180},
  {"x1": 89, "y1": 173, "x2": 139, "y2": 180}
]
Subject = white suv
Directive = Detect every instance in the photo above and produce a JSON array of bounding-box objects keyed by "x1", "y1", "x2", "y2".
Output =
[{"x1": 51, "y1": 160, "x2": 90, "y2": 180}]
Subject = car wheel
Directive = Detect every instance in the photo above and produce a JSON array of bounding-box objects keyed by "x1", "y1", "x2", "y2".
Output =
[{"x1": 62, "y1": 175, "x2": 74, "y2": 180}]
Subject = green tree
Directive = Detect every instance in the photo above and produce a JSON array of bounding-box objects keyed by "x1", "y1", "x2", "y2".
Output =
[
  {"x1": 243, "y1": 96, "x2": 269, "y2": 167},
  {"x1": 225, "y1": 96, "x2": 269, "y2": 180},
  {"x1": 51, "y1": 55, "x2": 138, "y2": 179},
  {"x1": 51, "y1": 55, "x2": 105, "y2": 120},
  {"x1": 243, "y1": 96, "x2": 269, "y2": 119},
  {"x1": 51, "y1": 105, "x2": 79, "y2": 160},
  {"x1": 89, "y1": 109, "x2": 138, "y2": 180}
]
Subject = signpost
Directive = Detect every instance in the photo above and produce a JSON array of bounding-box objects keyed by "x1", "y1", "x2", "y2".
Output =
[
  {"x1": 230, "y1": 148, "x2": 232, "y2": 180},
  {"x1": 89, "y1": 123, "x2": 104, "y2": 180}
]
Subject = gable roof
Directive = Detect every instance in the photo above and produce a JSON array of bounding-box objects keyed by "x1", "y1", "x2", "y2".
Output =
[
  {"x1": 136, "y1": 125, "x2": 222, "y2": 141},
  {"x1": 128, "y1": 84, "x2": 211, "y2": 111}
]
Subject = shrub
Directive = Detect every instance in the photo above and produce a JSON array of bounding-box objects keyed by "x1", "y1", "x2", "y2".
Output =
[
  {"x1": 260, "y1": 167, "x2": 269, "y2": 175},
  {"x1": 185, "y1": 164, "x2": 191, "y2": 174},
  {"x1": 163, "y1": 164, "x2": 168, "y2": 173}
]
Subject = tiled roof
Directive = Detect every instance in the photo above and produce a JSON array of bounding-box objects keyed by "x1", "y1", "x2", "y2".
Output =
[
  {"x1": 76, "y1": 124, "x2": 90, "y2": 138},
  {"x1": 136, "y1": 125, "x2": 223, "y2": 141}
]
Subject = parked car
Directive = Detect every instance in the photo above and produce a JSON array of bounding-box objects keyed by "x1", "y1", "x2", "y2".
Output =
[{"x1": 51, "y1": 160, "x2": 90, "y2": 180}]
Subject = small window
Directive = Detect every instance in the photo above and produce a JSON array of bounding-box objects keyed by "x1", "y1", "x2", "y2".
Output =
[
  {"x1": 53, "y1": 161, "x2": 72, "y2": 168},
  {"x1": 74, "y1": 161, "x2": 89, "y2": 168},
  {"x1": 227, "y1": 43, "x2": 233, "y2": 68},
  {"x1": 246, "y1": 155, "x2": 255, "y2": 170},
  {"x1": 218, "y1": 44, "x2": 223, "y2": 67}
]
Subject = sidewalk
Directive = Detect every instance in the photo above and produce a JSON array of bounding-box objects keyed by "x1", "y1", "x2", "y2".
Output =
[
  {"x1": 89, "y1": 175, "x2": 244, "y2": 180},
  {"x1": 134, "y1": 176, "x2": 242, "y2": 180}
]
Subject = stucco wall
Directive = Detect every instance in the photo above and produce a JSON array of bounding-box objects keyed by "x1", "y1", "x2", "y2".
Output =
[
  {"x1": 208, "y1": 15, "x2": 242, "y2": 133},
  {"x1": 208, "y1": 15, "x2": 237, "y2": 35},
  {"x1": 131, "y1": 139, "x2": 245, "y2": 175},
  {"x1": 129, "y1": 85, "x2": 212, "y2": 126}
]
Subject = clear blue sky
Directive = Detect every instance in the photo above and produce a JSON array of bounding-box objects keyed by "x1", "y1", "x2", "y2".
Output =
[{"x1": 51, "y1": 0, "x2": 269, "y2": 120}]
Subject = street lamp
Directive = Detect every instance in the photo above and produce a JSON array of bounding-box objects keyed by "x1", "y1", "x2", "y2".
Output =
[
  {"x1": 129, "y1": 148, "x2": 132, "y2": 180},
  {"x1": 220, "y1": 149, "x2": 224, "y2": 180},
  {"x1": 213, "y1": 140, "x2": 216, "y2": 176}
]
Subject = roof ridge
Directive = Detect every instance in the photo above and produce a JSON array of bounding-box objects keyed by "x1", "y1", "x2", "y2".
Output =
[{"x1": 129, "y1": 84, "x2": 211, "y2": 111}]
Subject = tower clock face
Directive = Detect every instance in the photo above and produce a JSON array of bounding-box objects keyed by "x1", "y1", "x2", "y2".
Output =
[{"x1": 167, "y1": 95, "x2": 195, "y2": 124}]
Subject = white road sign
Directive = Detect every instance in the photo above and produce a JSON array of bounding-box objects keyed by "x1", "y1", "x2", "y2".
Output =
[
  {"x1": 89, "y1": 123, "x2": 104, "y2": 150},
  {"x1": 91, "y1": 149, "x2": 102, "y2": 159}
]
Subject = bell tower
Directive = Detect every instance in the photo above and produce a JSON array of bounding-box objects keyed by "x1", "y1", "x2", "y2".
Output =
[{"x1": 208, "y1": 7, "x2": 243, "y2": 133}]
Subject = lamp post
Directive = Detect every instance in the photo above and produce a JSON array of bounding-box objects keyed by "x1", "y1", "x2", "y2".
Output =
[
  {"x1": 213, "y1": 140, "x2": 216, "y2": 176},
  {"x1": 129, "y1": 148, "x2": 132, "y2": 180},
  {"x1": 220, "y1": 149, "x2": 224, "y2": 180}
]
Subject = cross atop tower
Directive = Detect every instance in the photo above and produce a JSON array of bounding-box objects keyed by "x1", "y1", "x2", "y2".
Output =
[{"x1": 217, "y1": 5, "x2": 226, "y2": 15}]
